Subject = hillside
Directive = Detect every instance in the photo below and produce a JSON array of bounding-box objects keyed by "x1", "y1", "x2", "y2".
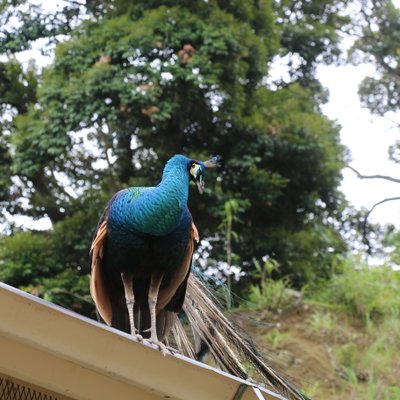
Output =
[{"x1": 230, "y1": 297, "x2": 400, "y2": 399}]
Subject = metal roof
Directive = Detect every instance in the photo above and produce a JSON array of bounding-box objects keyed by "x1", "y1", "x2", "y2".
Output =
[{"x1": 0, "y1": 282, "x2": 286, "y2": 400}]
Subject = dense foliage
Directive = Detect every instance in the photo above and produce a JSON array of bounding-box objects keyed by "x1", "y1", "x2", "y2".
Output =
[
  {"x1": 0, "y1": 0, "x2": 383, "y2": 315},
  {"x1": 350, "y1": 0, "x2": 400, "y2": 163}
]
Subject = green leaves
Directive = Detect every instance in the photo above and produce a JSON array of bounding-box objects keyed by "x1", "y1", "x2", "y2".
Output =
[
  {"x1": 350, "y1": 0, "x2": 400, "y2": 116},
  {"x1": 274, "y1": 0, "x2": 350, "y2": 80},
  {"x1": 0, "y1": 0, "x2": 83, "y2": 54},
  {"x1": 0, "y1": 231, "x2": 56, "y2": 287},
  {"x1": 13, "y1": 107, "x2": 71, "y2": 177},
  {"x1": 311, "y1": 257, "x2": 400, "y2": 324},
  {"x1": 0, "y1": 0, "x2": 350, "y2": 307},
  {"x1": 0, "y1": 207, "x2": 99, "y2": 317}
]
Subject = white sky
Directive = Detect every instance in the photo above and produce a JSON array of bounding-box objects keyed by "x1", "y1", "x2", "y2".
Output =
[{"x1": 318, "y1": 64, "x2": 400, "y2": 225}]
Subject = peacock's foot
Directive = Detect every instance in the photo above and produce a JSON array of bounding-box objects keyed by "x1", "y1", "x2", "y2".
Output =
[
  {"x1": 141, "y1": 326, "x2": 175, "y2": 355},
  {"x1": 129, "y1": 327, "x2": 143, "y2": 342},
  {"x1": 144, "y1": 338, "x2": 174, "y2": 356},
  {"x1": 157, "y1": 341, "x2": 169, "y2": 356},
  {"x1": 135, "y1": 333, "x2": 144, "y2": 342}
]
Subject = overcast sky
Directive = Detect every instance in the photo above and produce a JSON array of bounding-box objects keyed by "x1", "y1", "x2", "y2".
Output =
[{"x1": 318, "y1": 64, "x2": 399, "y2": 225}]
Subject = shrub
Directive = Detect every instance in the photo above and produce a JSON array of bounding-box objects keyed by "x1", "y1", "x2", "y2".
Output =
[
  {"x1": 310, "y1": 258, "x2": 400, "y2": 324},
  {"x1": 0, "y1": 230, "x2": 60, "y2": 286},
  {"x1": 246, "y1": 278, "x2": 293, "y2": 312}
]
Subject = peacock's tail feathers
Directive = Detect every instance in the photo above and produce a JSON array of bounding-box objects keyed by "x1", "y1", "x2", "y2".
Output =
[
  {"x1": 171, "y1": 317, "x2": 197, "y2": 359},
  {"x1": 179, "y1": 274, "x2": 311, "y2": 400}
]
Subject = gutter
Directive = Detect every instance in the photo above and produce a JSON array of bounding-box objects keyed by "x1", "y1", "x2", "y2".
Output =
[{"x1": 0, "y1": 282, "x2": 286, "y2": 400}]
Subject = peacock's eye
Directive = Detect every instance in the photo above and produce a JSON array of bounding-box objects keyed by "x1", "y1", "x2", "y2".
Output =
[{"x1": 189, "y1": 163, "x2": 202, "y2": 180}]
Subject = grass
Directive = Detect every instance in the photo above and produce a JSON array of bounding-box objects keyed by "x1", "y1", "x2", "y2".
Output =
[
  {"x1": 310, "y1": 261, "x2": 400, "y2": 325},
  {"x1": 301, "y1": 381, "x2": 320, "y2": 398},
  {"x1": 309, "y1": 261, "x2": 400, "y2": 399},
  {"x1": 263, "y1": 329, "x2": 290, "y2": 350},
  {"x1": 239, "y1": 257, "x2": 400, "y2": 399},
  {"x1": 308, "y1": 311, "x2": 336, "y2": 336},
  {"x1": 245, "y1": 278, "x2": 294, "y2": 312}
]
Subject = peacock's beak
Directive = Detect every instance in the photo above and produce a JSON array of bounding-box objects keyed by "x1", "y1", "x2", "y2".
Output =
[{"x1": 196, "y1": 175, "x2": 205, "y2": 194}]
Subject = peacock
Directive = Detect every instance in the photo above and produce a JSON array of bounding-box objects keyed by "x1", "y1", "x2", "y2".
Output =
[{"x1": 89, "y1": 154, "x2": 310, "y2": 400}]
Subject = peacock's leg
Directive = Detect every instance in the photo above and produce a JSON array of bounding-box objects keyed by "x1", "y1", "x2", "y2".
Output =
[
  {"x1": 121, "y1": 271, "x2": 142, "y2": 341},
  {"x1": 146, "y1": 271, "x2": 168, "y2": 354}
]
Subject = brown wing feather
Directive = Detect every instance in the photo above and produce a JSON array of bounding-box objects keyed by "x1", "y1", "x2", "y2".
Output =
[
  {"x1": 156, "y1": 223, "x2": 199, "y2": 313},
  {"x1": 89, "y1": 220, "x2": 112, "y2": 325}
]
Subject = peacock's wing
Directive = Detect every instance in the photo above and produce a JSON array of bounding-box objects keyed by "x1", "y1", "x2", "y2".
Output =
[
  {"x1": 154, "y1": 223, "x2": 199, "y2": 342},
  {"x1": 90, "y1": 215, "x2": 112, "y2": 325},
  {"x1": 157, "y1": 222, "x2": 199, "y2": 313},
  {"x1": 89, "y1": 188, "x2": 150, "y2": 327}
]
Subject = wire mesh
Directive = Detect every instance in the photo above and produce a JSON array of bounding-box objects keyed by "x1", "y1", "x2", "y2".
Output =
[{"x1": 0, "y1": 376, "x2": 59, "y2": 400}]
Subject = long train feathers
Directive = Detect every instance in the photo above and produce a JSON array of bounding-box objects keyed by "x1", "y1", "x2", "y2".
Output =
[{"x1": 180, "y1": 274, "x2": 310, "y2": 400}]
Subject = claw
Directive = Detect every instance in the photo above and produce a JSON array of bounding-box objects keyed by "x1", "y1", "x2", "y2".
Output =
[
  {"x1": 135, "y1": 333, "x2": 144, "y2": 342},
  {"x1": 159, "y1": 342, "x2": 169, "y2": 356},
  {"x1": 144, "y1": 333, "x2": 176, "y2": 357},
  {"x1": 145, "y1": 339, "x2": 174, "y2": 356}
]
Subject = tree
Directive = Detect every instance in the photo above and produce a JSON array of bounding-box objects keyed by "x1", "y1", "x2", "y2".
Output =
[
  {"x1": 349, "y1": 0, "x2": 400, "y2": 165},
  {"x1": 350, "y1": 0, "x2": 400, "y2": 118},
  {"x1": 0, "y1": 0, "x2": 349, "y2": 310},
  {"x1": 274, "y1": 0, "x2": 351, "y2": 82},
  {"x1": 347, "y1": 0, "x2": 400, "y2": 237}
]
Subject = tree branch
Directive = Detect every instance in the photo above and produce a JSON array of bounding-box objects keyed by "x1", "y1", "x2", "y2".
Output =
[
  {"x1": 65, "y1": 0, "x2": 86, "y2": 7},
  {"x1": 362, "y1": 196, "x2": 400, "y2": 252},
  {"x1": 349, "y1": 158, "x2": 400, "y2": 251},
  {"x1": 347, "y1": 165, "x2": 400, "y2": 184},
  {"x1": 49, "y1": 168, "x2": 75, "y2": 200},
  {"x1": 364, "y1": 196, "x2": 400, "y2": 222}
]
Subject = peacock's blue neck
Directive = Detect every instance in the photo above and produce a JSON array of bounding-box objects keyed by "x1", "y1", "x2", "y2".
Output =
[{"x1": 128, "y1": 162, "x2": 190, "y2": 236}]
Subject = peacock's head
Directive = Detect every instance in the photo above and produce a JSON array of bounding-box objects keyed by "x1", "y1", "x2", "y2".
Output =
[{"x1": 189, "y1": 155, "x2": 221, "y2": 194}]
